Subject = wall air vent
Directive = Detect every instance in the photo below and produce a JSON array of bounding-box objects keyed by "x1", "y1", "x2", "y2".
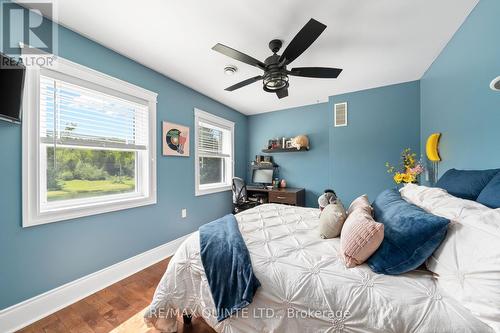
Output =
[{"x1": 334, "y1": 102, "x2": 348, "y2": 127}]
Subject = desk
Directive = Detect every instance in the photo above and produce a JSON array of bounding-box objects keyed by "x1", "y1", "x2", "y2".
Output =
[{"x1": 247, "y1": 186, "x2": 305, "y2": 207}]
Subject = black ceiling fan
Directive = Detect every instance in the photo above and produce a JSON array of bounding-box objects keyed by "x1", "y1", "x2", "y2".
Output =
[{"x1": 212, "y1": 18, "x2": 342, "y2": 99}]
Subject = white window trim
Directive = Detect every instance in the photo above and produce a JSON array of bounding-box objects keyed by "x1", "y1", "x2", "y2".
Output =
[
  {"x1": 194, "y1": 108, "x2": 234, "y2": 196},
  {"x1": 22, "y1": 50, "x2": 158, "y2": 227}
]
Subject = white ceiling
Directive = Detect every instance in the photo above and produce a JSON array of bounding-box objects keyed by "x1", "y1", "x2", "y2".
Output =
[{"x1": 33, "y1": 0, "x2": 478, "y2": 115}]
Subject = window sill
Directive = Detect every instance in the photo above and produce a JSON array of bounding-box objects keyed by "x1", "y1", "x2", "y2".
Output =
[
  {"x1": 195, "y1": 185, "x2": 231, "y2": 197},
  {"x1": 24, "y1": 194, "x2": 157, "y2": 227}
]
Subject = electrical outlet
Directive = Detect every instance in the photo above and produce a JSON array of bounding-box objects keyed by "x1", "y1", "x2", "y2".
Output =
[{"x1": 181, "y1": 208, "x2": 187, "y2": 218}]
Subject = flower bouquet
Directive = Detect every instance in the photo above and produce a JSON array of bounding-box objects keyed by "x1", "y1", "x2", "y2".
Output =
[{"x1": 386, "y1": 148, "x2": 424, "y2": 184}]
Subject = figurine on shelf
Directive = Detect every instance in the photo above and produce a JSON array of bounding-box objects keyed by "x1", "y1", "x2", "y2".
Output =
[
  {"x1": 275, "y1": 138, "x2": 281, "y2": 149},
  {"x1": 280, "y1": 179, "x2": 287, "y2": 188},
  {"x1": 291, "y1": 135, "x2": 310, "y2": 150}
]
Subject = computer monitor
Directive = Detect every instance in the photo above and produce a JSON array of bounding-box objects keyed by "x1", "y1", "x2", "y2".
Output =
[{"x1": 252, "y1": 168, "x2": 273, "y2": 185}]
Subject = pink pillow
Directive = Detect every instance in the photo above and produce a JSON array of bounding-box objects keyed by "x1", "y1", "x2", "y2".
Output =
[
  {"x1": 340, "y1": 209, "x2": 384, "y2": 268},
  {"x1": 347, "y1": 194, "x2": 372, "y2": 215}
]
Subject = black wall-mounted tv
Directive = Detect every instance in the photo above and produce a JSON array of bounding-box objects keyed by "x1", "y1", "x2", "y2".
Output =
[{"x1": 0, "y1": 53, "x2": 26, "y2": 124}]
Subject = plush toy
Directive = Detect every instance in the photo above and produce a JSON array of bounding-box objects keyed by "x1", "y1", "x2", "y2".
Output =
[
  {"x1": 318, "y1": 189, "x2": 338, "y2": 211},
  {"x1": 291, "y1": 135, "x2": 309, "y2": 150}
]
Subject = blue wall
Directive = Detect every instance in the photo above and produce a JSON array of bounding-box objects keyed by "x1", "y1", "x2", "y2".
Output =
[
  {"x1": 247, "y1": 81, "x2": 421, "y2": 207},
  {"x1": 247, "y1": 103, "x2": 331, "y2": 207},
  {"x1": 421, "y1": 0, "x2": 500, "y2": 174},
  {"x1": 0, "y1": 5, "x2": 248, "y2": 310},
  {"x1": 329, "y1": 81, "x2": 421, "y2": 205}
]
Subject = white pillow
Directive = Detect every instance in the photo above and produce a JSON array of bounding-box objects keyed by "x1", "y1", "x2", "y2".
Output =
[
  {"x1": 319, "y1": 201, "x2": 346, "y2": 239},
  {"x1": 401, "y1": 184, "x2": 500, "y2": 330},
  {"x1": 400, "y1": 183, "x2": 489, "y2": 220},
  {"x1": 427, "y1": 209, "x2": 500, "y2": 331}
]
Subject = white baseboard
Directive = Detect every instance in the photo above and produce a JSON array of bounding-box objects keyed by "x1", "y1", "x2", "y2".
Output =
[{"x1": 0, "y1": 233, "x2": 192, "y2": 333}]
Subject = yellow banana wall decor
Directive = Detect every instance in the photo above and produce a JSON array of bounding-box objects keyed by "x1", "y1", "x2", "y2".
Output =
[
  {"x1": 426, "y1": 133, "x2": 441, "y2": 184},
  {"x1": 426, "y1": 133, "x2": 441, "y2": 162}
]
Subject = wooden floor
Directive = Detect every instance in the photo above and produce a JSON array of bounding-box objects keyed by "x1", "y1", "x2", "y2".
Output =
[{"x1": 17, "y1": 258, "x2": 216, "y2": 333}]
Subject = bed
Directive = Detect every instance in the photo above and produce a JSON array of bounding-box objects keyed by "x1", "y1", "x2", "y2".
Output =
[{"x1": 145, "y1": 203, "x2": 493, "y2": 333}]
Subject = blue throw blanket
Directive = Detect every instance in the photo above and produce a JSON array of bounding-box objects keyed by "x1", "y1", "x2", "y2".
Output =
[{"x1": 199, "y1": 214, "x2": 261, "y2": 322}]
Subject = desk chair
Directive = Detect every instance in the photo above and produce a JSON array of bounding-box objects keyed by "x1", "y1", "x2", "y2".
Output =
[{"x1": 232, "y1": 177, "x2": 259, "y2": 214}]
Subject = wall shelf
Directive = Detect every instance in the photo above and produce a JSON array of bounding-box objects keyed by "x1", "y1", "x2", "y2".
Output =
[{"x1": 262, "y1": 147, "x2": 309, "y2": 153}]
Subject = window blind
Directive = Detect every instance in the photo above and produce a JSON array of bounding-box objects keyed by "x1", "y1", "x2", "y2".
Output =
[
  {"x1": 39, "y1": 75, "x2": 149, "y2": 150},
  {"x1": 197, "y1": 121, "x2": 230, "y2": 157}
]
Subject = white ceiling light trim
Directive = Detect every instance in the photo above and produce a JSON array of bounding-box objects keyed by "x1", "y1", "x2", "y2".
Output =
[
  {"x1": 224, "y1": 65, "x2": 238, "y2": 76},
  {"x1": 490, "y1": 77, "x2": 500, "y2": 91}
]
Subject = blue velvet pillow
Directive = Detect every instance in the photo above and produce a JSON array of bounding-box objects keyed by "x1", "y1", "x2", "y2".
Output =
[
  {"x1": 367, "y1": 189, "x2": 449, "y2": 275},
  {"x1": 477, "y1": 172, "x2": 500, "y2": 208},
  {"x1": 436, "y1": 168, "x2": 499, "y2": 200}
]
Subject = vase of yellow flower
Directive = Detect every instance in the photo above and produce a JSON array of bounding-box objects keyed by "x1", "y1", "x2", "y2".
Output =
[{"x1": 386, "y1": 148, "x2": 424, "y2": 185}]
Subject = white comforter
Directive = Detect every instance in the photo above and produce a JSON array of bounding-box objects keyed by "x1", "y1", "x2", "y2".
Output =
[{"x1": 145, "y1": 204, "x2": 492, "y2": 333}]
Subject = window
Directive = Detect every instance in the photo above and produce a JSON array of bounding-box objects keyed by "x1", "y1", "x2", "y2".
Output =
[
  {"x1": 194, "y1": 109, "x2": 234, "y2": 196},
  {"x1": 22, "y1": 54, "x2": 157, "y2": 227}
]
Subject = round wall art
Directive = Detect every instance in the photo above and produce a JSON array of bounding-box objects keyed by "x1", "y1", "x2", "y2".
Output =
[{"x1": 162, "y1": 121, "x2": 190, "y2": 156}]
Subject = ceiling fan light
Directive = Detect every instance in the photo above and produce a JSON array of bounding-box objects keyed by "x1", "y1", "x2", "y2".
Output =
[
  {"x1": 213, "y1": 18, "x2": 340, "y2": 98},
  {"x1": 263, "y1": 72, "x2": 289, "y2": 91}
]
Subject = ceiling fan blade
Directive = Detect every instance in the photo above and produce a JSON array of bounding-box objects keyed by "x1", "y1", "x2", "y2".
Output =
[
  {"x1": 289, "y1": 67, "x2": 343, "y2": 78},
  {"x1": 224, "y1": 76, "x2": 263, "y2": 91},
  {"x1": 212, "y1": 43, "x2": 266, "y2": 70},
  {"x1": 276, "y1": 88, "x2": 288, "y2": 99},
  {"x1": 279, "y1": 18, "x2": 327, "y2": 65}
]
